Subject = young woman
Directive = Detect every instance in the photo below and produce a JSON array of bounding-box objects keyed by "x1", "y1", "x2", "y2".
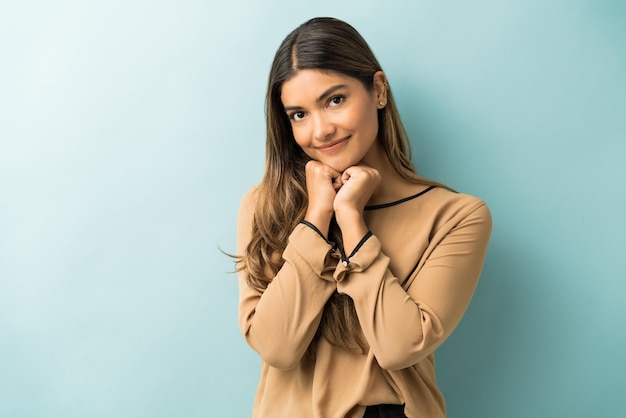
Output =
[{"x1": 236, "y1": 17, "x2": 492, "y2": 418}]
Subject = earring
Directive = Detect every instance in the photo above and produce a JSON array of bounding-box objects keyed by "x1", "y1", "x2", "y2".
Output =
[{"x1": 379, "y1": 101, "x2": 386, "y2": 106}]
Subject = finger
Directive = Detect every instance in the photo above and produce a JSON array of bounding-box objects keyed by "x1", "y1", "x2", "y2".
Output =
[
  {"x1": 332, "y1": 175, "x2": 343, "y2": 190},
  {"x1": 305, "y1": 160, "x2": 322, "y2": 173},
  {"x1": 323, "y1": 164, "x2": 341, "y2": 178},
  {"x1": 319, "y1": 166, "x2": 342, "y2": 185}
]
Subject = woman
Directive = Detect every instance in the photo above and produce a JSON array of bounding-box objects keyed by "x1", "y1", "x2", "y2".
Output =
[{"x1": 236, "y1": 17, "x2": 492, "y2": 418}]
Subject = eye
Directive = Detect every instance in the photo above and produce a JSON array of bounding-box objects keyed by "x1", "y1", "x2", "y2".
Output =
[
  {"x1": 328, "y1": 95, "x2": 345, "y2": 107},
  {"x1": 289, "y1": 111, "x2": 306, "y2": 122}
]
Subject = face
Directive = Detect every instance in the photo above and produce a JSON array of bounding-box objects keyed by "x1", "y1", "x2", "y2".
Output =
[{"x1": 280, "y1": 69, "x2": 387, "y2": 172}]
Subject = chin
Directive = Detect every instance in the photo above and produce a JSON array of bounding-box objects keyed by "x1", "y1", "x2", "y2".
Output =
[
  {"x1": 323, "y1": 156, "x2": 361, "y2": 172},
  {"x1": 326, "y1": 162, "x2": 347, "y2": 172},
  {"x1": 326, "y1": 161, "x2": 353, "y2": 173}
]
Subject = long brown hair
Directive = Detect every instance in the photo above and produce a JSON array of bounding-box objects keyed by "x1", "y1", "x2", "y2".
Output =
[{"x1": 239, "y1": 17, "x2": 444, "y2": 352}]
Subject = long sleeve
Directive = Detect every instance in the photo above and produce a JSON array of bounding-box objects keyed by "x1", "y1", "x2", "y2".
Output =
[
  {"x1": 336, "y1": 200, "x2": 492, "y2": 371},
  {"x1": 239, "y1": 186, "x2": 491, "y2": 418},
  {"x1": 237, "y1": 188, "x2": 337, "y2": 370}
]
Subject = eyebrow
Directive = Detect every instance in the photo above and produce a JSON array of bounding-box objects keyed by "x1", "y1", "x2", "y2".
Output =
[{"x1": 283, "y1": 84, "x2": 348, "y2": 111}]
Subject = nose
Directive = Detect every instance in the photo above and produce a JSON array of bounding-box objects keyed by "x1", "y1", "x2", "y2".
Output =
[{"x1": 312, "y1": 112, "x2": 336, "y2": 143}]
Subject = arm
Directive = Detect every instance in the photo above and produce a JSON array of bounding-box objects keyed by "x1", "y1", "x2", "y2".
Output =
[
  {"x1": 337, "y1": 201, "x2": 492, "y2": 370},
  {"x1": 237, "y1": 188, "x2": 337, "y2": 370}
]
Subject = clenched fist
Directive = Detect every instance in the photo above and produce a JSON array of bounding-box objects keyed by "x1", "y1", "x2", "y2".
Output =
[
  {"x1": 304, "y1": 161, "x2": 381, "y2": 254},
  {"x1": 303, "y1": 160, "x2": 343, "y2": 239}
]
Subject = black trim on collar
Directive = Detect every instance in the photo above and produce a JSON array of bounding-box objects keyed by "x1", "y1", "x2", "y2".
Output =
[{"x1": 364, "y1": 185, "x2": 436, "y2": 210}]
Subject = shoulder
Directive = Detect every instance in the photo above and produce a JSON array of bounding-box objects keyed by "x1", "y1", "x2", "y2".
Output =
[
  {"x1": 431, "y1": 187, "x2": 492, "y2": 235},
  {"x1": 238, "y1": 185, "x2": 260, "y2": 226},
  {"x1": 427, "y1": 186, "x2": 488, "y2": 211},
  {"x1": 239, "y1": 185, "x2": 260, "y2": 209},
  {"x1": 237, "y1": 185, "x2": 261, "y2": 251},
  {"x1": 420, "y1": 187, "x2": 492, "y2": 231}
]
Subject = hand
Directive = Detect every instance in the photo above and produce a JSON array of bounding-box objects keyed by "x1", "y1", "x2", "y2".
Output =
[
  {"x1": 333, "y1": 165, "x2": 381, "y2": 218},
  {"x1": 333, "y1": 165, "x2": 381, "y2": 254},
  {"x1": 303, "y1": 160, "x2": 342, "y2": 238}
]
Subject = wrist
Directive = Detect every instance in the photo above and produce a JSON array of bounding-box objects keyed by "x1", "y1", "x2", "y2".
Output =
[
  {"x1": 334, "y1": 207, "x2": 363, "y2": 228},
  {"x1": 304, "y1": 208, "x2": 333, "y2": 238},
  {"x1": 335, "y1": 214, "x2": 368, "y2": 257}
]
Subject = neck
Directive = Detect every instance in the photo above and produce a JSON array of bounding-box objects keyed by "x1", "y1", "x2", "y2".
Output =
[{"x1": 361, "y1": 142, "x2": 413, "y2": 206}]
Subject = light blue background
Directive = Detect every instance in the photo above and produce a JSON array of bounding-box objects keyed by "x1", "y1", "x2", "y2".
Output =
[{"x1": 1, "y1": 1, "x2": 624, "y2": 417}]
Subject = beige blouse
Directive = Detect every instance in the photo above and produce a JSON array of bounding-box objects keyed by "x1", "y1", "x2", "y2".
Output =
[{"x1": 237, "y1": 185, "x2": 492, "y2": 418}]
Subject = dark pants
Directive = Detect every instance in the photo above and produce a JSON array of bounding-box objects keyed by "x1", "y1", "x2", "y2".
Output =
[{"x1": 363, "y1": 404, "x2": 407, "y2": 418}]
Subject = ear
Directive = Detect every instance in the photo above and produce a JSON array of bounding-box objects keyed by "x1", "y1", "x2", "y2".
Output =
[{"x1": 372, "y1": 71, "x2": 388, "y2": 108}]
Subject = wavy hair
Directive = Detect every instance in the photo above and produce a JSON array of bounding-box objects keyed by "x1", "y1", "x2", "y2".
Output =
[{"x1": 239, "y1": 17, "x2": 445, "y2": 353}]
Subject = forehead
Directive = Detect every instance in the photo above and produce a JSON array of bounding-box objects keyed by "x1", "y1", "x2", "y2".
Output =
[{"x1": 280, "y1": 69, "x2": 363, "y2": 105}]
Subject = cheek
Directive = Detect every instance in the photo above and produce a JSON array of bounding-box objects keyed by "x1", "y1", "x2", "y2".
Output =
[
  {"x1": 291, "y1": 126, "x2": 307, "y2": 148},
  {"x1": 356, "y1": 104, "x2": 379, "y2": 136},
  {"x1": 290, "y1": 126, "x2": 315, "y2": 158}
]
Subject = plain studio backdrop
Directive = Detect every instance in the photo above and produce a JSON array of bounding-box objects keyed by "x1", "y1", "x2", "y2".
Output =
[{"x1": 1, "y1": 1, "x2": 624, "y2": 417}]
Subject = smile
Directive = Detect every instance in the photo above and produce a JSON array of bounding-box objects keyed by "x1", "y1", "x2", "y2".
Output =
[{"x1": 317, "y1": 137, "x2": 349, "y2": 154}]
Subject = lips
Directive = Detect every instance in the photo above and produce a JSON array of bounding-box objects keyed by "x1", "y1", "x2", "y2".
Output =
[{"x1": 317, "y1": 137, "x2": 349, "y2": 153}]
